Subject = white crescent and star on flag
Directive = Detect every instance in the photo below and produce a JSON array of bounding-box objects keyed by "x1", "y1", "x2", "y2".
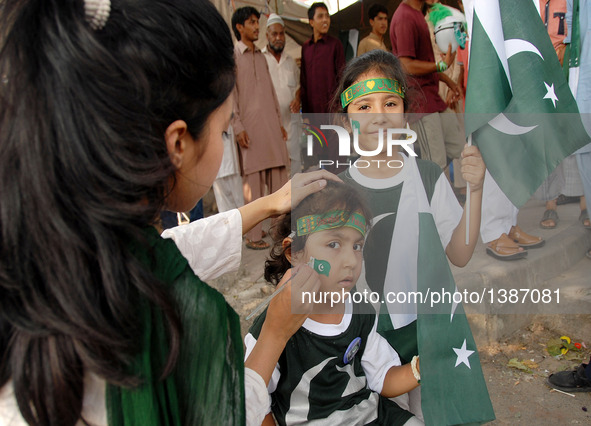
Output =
[{"x1": 465, "y1": 0, "x2": 560, "y2": 136}]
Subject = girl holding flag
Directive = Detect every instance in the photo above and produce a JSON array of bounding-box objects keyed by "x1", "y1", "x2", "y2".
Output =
[{"x1": 333, "y1": 50, "x2": 494, "y2": 424}]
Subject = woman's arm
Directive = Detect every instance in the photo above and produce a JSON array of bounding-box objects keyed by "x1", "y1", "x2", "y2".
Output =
[
  {"x1": 243, "y1": 267, "x2": 320, "y2": 426},
  {"x1": 239, "y1": 170, "x2": 341, "y2": 235},
  {"x1": 164, "y1": 171, "x2": 341, "y2": 279},
  {"x1": 244, "y1": 266, "x2": 321, "y2": 385},
  {"x1": 161, "y1": 209, "x2": 242, "y2": 280}
]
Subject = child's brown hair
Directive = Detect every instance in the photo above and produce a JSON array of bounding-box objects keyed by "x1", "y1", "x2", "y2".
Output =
[{"x1": 264, "y1": 181, "x2": 372, "y2": 285}]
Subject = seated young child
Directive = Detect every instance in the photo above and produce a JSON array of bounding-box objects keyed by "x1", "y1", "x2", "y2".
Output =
[{"x1": 244, "y1": 181, "x2": 424, "y2": 426}]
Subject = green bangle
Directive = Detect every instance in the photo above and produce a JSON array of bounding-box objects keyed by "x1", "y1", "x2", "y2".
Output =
[{"x1": 436, "y1": 61, "x2": 448, "y2": 72}]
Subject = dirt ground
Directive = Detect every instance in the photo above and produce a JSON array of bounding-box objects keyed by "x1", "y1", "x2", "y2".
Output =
[
  {"x1": 210, "y1": 269, "x2": 591, "y2": 425},
  {"x1": 478, "y1": 315, "x2": 591, "y2": 425}
]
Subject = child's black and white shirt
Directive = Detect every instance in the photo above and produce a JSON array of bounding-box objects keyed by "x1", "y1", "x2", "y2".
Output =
[{"x1": 244, "y1": 300, "x2": 414, "y2": 425}]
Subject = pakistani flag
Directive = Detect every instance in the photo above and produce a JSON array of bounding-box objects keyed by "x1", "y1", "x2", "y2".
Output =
[
  {"x1": 416, "y1": 213, "x2": 495, "y2": 425},
  {"x1": 348, "y1": 155, "x2": 495, "y2": 425},
  {"x1": 464, "y1": 0, "x2": 590, "y2": 208}
]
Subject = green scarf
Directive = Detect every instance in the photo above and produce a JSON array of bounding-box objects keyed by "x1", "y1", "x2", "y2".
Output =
[{"x1": 106, "y1": 227, "x2": 245, "y2": 425}]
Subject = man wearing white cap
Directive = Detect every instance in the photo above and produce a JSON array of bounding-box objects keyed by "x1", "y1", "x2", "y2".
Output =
[{"x1": 263, "y1": 13, "x2": 302, "y2": 175}]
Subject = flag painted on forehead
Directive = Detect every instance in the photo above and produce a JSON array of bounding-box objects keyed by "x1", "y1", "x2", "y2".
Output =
[{"x1": 464, "y1": 0, "x2": 590, "y2": 208}]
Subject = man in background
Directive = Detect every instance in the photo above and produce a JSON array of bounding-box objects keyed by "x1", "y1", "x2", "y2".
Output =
[
  {"x1": 301, "y1": 2, "x2": 344, "y2": 114},
  {"x1": 301, "y1": 2, "x2": 345, "y2": 172},
  {"x1": 357, "y1": 3, "x2": 389, "y2": 56},
  {"x1": 231, "y1": 7, "x2": 289, "y2": 250},
  {"x1": 263, "y1": 13, "x2": 302, "y2": 175},
  {"x1": 390, "y1": 0, "x2": 463, "y2": 170}
]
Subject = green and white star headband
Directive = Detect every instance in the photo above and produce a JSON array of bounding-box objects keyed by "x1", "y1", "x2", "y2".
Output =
[
  {"x1": 341, "y1": 78, "x2": 405, "y2": 108},
  {"x1": 296, "y1": 210, "x2": 367, "y2": 237}
]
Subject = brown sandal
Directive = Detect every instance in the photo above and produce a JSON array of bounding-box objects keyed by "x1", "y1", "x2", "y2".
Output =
[
  {"x1": 508, "y1": 225, "x2": 545, "y2": 248},
  {"x1": 486, "y1": 233, "x2": 528, "y2": 260},
  {"x1": 245, "y1": 239, "x2": 270, "y2": 250}
]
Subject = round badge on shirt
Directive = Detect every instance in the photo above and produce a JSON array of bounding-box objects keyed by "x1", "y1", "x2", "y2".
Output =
[{"x1": 343, "y1": 337, "x2": 362, "y2": 364}]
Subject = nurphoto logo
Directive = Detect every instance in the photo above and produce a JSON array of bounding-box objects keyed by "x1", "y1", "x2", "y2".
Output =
[{"x1": 304, "y1": 123, "x2": 418, "y2": 170}]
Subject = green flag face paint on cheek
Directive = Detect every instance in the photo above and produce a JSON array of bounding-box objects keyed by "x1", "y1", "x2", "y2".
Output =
[{"x1": 308, "y1": 256, "x2": 331, "y2": 277}]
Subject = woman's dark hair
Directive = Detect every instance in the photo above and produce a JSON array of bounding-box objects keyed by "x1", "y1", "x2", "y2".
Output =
[
  {"x1": 331, "y1": 49, "x2": 414, "y2": 113},
  {"x1": 231, "y1": 6, "x2": 260, "y2": 40},
  {"x1": 0, "y1": 0, "x2": 235, "y2": 424},
  {"x1": 265, "y1": 181, "x2": 372, "y2": 285}
]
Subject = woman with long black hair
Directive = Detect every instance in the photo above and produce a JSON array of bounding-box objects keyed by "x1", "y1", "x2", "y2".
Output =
[{"x1": 0, "y1": 0, "x2": 335, "y2": 424}]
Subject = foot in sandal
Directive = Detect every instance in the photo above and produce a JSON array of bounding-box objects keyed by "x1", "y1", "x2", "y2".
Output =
[
  {"x1": 486, "y1": 233, "x2": 528, "y2": 261},
  {"x1": 508, "y1": 225, "x2": 545, "y2": 249},
  {"x1": 539, "y1": 209, "x2": 558, "y2": 229}
]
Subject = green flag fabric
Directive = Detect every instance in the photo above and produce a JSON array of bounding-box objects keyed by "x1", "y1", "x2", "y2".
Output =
[
  {"x1": 417, "y1": 213, "x2": 495, "y2": 425},
  {"x1": 346, "y1": 156, "x2": 495, "y2": 425},
  {"x1": 400, "y1": 158, "x2": 495, "y2": 425},
  {"x1": 464, "y1": 0, "x2": 590, "y2": 208}
]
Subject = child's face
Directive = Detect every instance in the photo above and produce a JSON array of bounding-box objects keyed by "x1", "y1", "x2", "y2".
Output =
[
  {"x1": 347, "y1": 71, "x2": 405, "y2": 155},
  {"x1": 293, "y1": 225, "x2": 364, "y2": 294}
]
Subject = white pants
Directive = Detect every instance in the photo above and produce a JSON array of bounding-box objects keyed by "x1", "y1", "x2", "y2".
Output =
[
  {"x1": 479, "y1": 170, "x2": 518, "y2": 243},
  {"x1": 212, "y1": 174, "x2": 244, "y2": 213}
]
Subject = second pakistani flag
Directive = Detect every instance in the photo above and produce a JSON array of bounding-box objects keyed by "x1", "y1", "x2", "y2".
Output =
[{"x1": 464, "y1": 0, "x2": 590, "y2": 208}]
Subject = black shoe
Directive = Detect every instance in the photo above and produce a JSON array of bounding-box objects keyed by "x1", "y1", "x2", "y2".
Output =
[
  {"x1": 556, "y1": 194, "x2": 580, "y2": 205},
  {"x1": 547, "y1": 364, "x2": 591, "y2": 392}
]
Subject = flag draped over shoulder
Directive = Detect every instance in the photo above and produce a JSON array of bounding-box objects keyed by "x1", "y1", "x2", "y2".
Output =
[{"x1": 464, "y1": 0, "x2": 590, "y2": 208}]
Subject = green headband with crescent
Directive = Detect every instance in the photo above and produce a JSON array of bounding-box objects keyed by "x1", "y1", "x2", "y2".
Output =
[
  {"x1": 296, "y1": 211, "x2": 367, "y2": 237},
  {"x1": 341, "y1": 78, "x2": 405, "y2": 108}
]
